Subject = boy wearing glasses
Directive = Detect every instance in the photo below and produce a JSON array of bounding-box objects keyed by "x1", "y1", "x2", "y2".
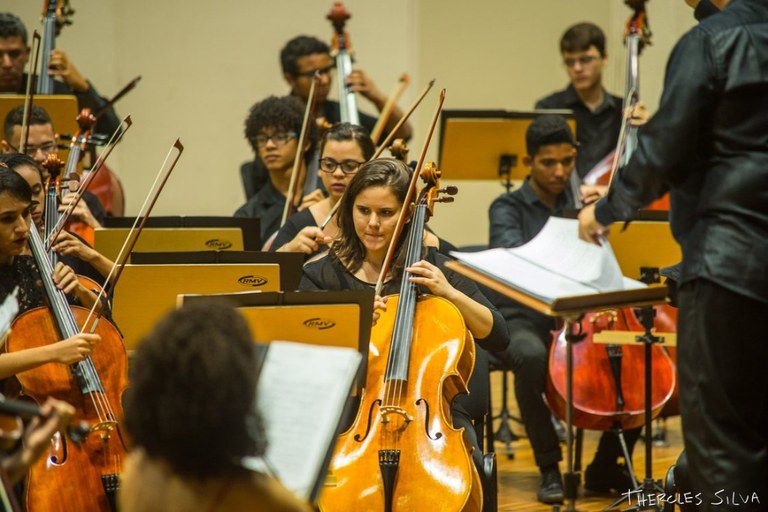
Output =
[
  {"x1": 488, "y1": 115, "x2": 636, "y2": 504},
  {"x1": 535, "y1": 23, "x2": 623, "y2": 181},
  {"x1": 235, "y1": 95, "x2": 319, "y2": 245}
]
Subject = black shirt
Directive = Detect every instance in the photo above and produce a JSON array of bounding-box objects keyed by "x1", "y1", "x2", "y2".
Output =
[
  {"x1": 535, "y1": 84, "x2": 623, "y2": 180},
  {"x1": 595, "y1": 0, "x2": 768, "y2": 304},
  {"x1": 299, "y1": 248, "x2": 509, "y2": 353},
  {"x1": 234, "y1": 179, "x2": 286, "y2": 244}
]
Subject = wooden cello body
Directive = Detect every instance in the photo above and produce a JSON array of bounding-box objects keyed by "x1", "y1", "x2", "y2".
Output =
[
  {"x1": 7, "y1": 227, "x2": 127, "y2": 512},
  {"x1": 545, "y1": 308, "x2": 676, "y2": 432},
  {"x1": 319, "y1": 295, "x2": 480, "y2": 511},
  {"x1": 319, "y1": 163, "x2": 481, "y2": 511}
]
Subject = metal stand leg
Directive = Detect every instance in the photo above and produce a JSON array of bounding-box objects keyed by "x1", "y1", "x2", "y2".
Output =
[
  {"x1": 492, "y1": 370, "x2": 522, "y2": 460},
  {"x1": 560, "y1": 316, "x2": 586, "y2": 512}
]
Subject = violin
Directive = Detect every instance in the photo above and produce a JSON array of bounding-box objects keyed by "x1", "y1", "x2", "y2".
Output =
[
  {"x1": 319, "y1": 162, "x2": 481, "y2": 511},
  {"x1": 327, "y1": 2, "x2": 360, "y2": 125},
  {"x1": 7, "y1": 224, "x2": 128, "y2": 511}
]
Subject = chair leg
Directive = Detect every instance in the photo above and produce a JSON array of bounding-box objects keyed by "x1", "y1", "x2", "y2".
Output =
[{"x1": 482, "y1": 452, "x2": 498, "y2": 512}]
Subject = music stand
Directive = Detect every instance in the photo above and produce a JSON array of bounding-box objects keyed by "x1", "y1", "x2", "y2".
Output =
[
  {"x1": 438, "y1": 109, "x2": 575, "y2": 192},
  {"x1": 445, "y1": 258, "x2": 667, "y2": 512},
  {"x1": 596, "y1": 219, "x2": 680, "y2": 511},
  {"x1": 103, "y1": 216, "x2": 262, "y2": 250},
  {"x1": 129, "y1": 251, "x2": 305, "y2": 291},
  {"x1": 178, "y1": 290, "x2": 374, "y2": 395}
]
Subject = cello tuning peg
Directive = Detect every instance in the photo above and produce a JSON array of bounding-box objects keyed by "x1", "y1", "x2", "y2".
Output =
[
  {"x1": 437, "y1": 196, "x2": 455, "y2": 204},
  {"x1": 438, "y1": 186, "x2": 458, "y2": 195}
]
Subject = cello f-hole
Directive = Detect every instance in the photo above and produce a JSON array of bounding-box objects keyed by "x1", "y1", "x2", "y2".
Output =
[
  {"x1": 415, "y1": 398, "x2": 442, "y2": 441},
  {"x1": 353, "y1": 399, "x2": 382, "y2": 442}
]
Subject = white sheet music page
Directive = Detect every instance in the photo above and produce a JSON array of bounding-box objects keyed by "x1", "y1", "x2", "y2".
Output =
[
  {"x1": 452, "y1": 218, "x2": 642, "y2": 303},
  {"x1": 0, "y1": 288, "x2": 20, "y2": 348},
  {"x1": 243, "y1": 341, "x2": 362, "y2": 500}
]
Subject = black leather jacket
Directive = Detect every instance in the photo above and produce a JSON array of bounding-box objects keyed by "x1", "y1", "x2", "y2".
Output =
[{"x1": 595, "y1": 0, "x2": 768, "y2": 303}]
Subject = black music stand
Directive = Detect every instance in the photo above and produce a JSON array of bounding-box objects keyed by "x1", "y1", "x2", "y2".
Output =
[
  {"x1": 445, "y1": 254, "x2": 667, "y2": 512},
  {"x1": 438, "y1": 109, "x2": 575, "y2": 193}
]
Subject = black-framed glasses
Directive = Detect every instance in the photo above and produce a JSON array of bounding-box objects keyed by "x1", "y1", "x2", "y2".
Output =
[
  {"x1": 253, "y1": 131, "x2": 298, "y2": 148},
  {"x1": 319, "y1": 157, "x2": 364, "y2": 175},
  {"x1": 7, "y1": 141, "x2": 58, "y2": 157},
  {"x1": 563, "y1": 55, "x2": 600, "y2": 68},
  {"x1": 294, "y1": 64, "x2": 336, "y2": 78}
]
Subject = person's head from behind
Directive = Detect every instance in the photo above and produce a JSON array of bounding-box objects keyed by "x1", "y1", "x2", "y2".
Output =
[
  {"x1": 0, "y1": 153, "x2": 43, "y2": 228},
  {"x1": 333, "y1": 158, "x2": 410, "y2": 271},
  {"x1": 0, "y1": 13, "x2": 29, "y2": 93},
  {"x1": 0, "y1": 167, "x2": 33, "y2": 264},
  {"x1": 123, "y1": 301, "x2": 266, "y2": 479},
  {"x1": 318, "y1": 123, "x2": 375, "y2": 203},
  {"x1": 2, "y1": 105, "x2": 58, "y2": 166},
  {"x1": 280, "y1": 35, "x2": 333, "y2": 103},
  {"x1": 560, "y1": 22, "x2": 607, "y2": 94},
  {"x1": 244, "y1": 95, "x2": 317, "y2": 179},
  {"x1": 525, "y1": 115, "x2": 577, "y2": 202}
]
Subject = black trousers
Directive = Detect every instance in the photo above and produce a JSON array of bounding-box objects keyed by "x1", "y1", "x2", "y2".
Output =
[
  {"x1": 678, "y1": 279, "x2": 768, "y2": 511},
  {"x1": 492, "y1": 317, "x2": 640, "y2": 470}
]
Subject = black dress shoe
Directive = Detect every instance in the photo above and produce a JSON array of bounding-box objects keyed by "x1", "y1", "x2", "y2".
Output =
[
  {"x1": 537, "y1": 467, "x2": 564, "y2": 504},
  {"x1": 584, "y1": 462, "x2": 636, "y2": 494}
]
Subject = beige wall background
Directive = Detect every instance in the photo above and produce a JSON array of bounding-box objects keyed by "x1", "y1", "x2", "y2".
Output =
[{"x1": 6, "y1": 1, "x2": 695, "y2": 247}]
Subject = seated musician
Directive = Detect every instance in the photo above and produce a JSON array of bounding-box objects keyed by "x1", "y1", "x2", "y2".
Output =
[
  {"x1": 2, "y1": 105, "x2": 107, "y2": 229},
  {"x1": 270, "y1": 122, "x2": 374, "y2": 258},
  {"x1": 240, "y1": 35, "x2": 414, "y2": 201},
  {"x1": 487, "y1": 115, "x2": 638, "y2": 503},
  {"x1": 298, "y1": 158, "x2": 509, "y2": 502},
  {"x1": 1, "y1": 153, "x2": 113, "y2": 285},
  {"x1": 0, "y1": 12, "x2": 121, "y2": 137},
  {"x1": 119, "y1": 301, "x2": 311, "y2": 512},
  {"x1": 235, "y1": 95, "x2": 321, "y2": 245},
  {"x1": 0, "y1": 167, "x2": 100, "y2": 380}
]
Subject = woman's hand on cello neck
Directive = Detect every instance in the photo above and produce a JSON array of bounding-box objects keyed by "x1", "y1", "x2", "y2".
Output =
[
  {"x1": 50, "y1": 262, "x2": 100, "y2": 309},
  {"x1": 46, "y1": 332, "x2": 101, "y2": 365}
]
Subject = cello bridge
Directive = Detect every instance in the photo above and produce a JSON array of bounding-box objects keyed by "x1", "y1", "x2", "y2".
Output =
[
  {"x1": 379, "y1": 406, "x2": 412, "y2": 425},
  {"x1": 91, "y1": 420, "x2": 118, "y2": 437}
]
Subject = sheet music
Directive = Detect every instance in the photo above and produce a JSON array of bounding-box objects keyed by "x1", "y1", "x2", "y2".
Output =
[
  {"x1": 0, "y1": 288, "x2": 20, "y2": 349},
  {"x1": 243, "y1": 341, "x2": 361, "y2": 500},
  {"x1": 452, "y1": 218, "x2": 643, "y2": 303}
]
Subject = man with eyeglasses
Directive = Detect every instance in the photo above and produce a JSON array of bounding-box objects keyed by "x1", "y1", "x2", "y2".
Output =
[
  {"x1": 280, "y1": 36, "x2": 412, "y2": 143},
  {"x1": 235, "y1": 96, "x2": 320, "y2": 245},
  {"x1": 2, "y1": 104, "x2": 106, "y2": 229},
  {"x1": 0, "y1": 12, "x2": 120, "y2": 138},
  {"x1": 535, "y1": 23, "x2": 623, "y2": 182}
]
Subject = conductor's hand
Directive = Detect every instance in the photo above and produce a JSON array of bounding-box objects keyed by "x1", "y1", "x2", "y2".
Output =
[
  {"x1": 49, "y1": 333, "x2": 101, "y2": 364},
  {"x1": 406, "y1": 260, "x2": 456, "y2": 300},
  {"x1": 577, "y1": 203, "x2": 610, "y2": 246},
  {"x1": 277, "y1": 226, "x2": 332, "y2": 255},
  {"x1": 372, "y1": 294, "x2": 388, "y2": 326}
]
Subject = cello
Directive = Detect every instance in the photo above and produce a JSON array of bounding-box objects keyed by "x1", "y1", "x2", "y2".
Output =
[
  {"x1": 318, "y1": 161, "x2": 481, "y2": 512},
  {"x1": 7, "y1": 221, "x2": 128, "y2": 511},
  {"x1": 327, "y1": 2, "x2": 360, "y2": 125}
]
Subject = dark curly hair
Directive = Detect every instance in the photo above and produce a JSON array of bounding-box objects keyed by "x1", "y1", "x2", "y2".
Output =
[
  {"x1": 526, "y1": 114, "x2": 577, "y2": 158},
  {"x1": 123, "y1": 301, "x2": 266, "y2": 479},
  {"x1": 560, "y1": 22, "x2": 606, "y2": 56},
  {"x1": 332, "y1": 158, "x2": 416, "y2": 279},
  {"x1": 280, "y1": 35, "x2": 330, "y2": 76},
  {"x1": 243, "y1": 95, "x2": 317, "y2": 155}
]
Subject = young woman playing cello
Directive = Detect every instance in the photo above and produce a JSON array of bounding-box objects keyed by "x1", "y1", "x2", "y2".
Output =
[
  {"x1": 0, "y1": 167, "x2": 99, "y2": 380},
  {"x1": 299, "y1": 158, "x2": 508, "y2": 510}
]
